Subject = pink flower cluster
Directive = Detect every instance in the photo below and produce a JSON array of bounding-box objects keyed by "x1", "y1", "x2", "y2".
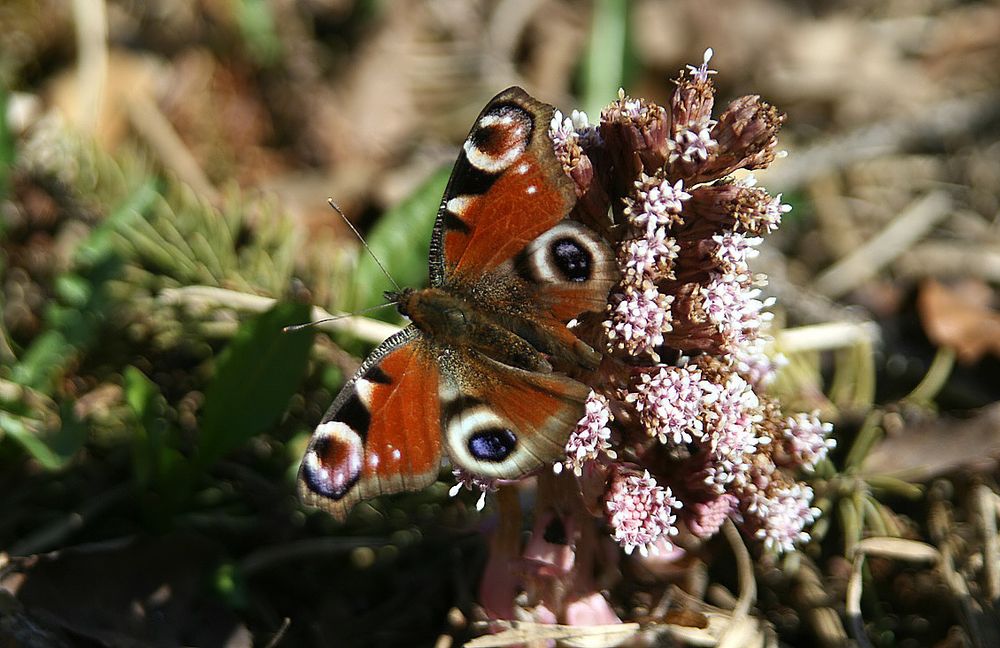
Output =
[
  {"x1": 554, "y1": 49, "x2": 833, "y2": 556},
  {"x1": 474, "y1": 50, "x2": 834, "y2": 629},
  {"x1": 605, "y1": 467, "x2": 680, "y2": 556},
  {"x1": 559, "y1": 391, "x2": 617, "y2": 476}
]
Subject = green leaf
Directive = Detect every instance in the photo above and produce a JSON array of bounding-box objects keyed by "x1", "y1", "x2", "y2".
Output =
[
  {"x1": 52, "y1": 402, "x2": 88, "y2": 462},
  {"x1": 213, "y1": 561, "x2": 250, "y2": 608},
  {"x1": 351, "y1": 166, "x2": 450, "y2": 317},
  {"x1": 0, "y1": 413, "x2": 64, "y2": 469},
  {"x1": 124, "y1": 366, "x2": 157, "y2": 417},
  {"x1": 236, "y1": 0, "x2": 283, "y2": 66},
  {"x1": 124, "y1": 366, "x2": 171, "y2": 488},
  {"x1": 11, "y1": 330, "x2": 72, "y2": 389},
  {"x1": 0, "y1": 83, "x2": 13, "y2": 204},
  {"x1": 80, "y1": 179, "x2": 161, "y2": 266},
  {"x1": 10, "y1": 180, "x2": 158, "y2": 392},
  {"x1": 580, "y1": 0, "x2": 629, "y2": 118},
  {"x1": 196, "y1": 302, "x2": 314, "y2": 468},
  {"x1": 0, "y1": 407, "x2": 85, "y2": 470},
  {"x1": 54, "y1": 274, "x2": 93, "y2": 307}
]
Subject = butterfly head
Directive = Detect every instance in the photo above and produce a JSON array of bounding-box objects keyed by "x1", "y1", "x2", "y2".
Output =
[
  {"x1": 383, "y1": 287, "x2": 411, "y2": 306},
  {"x1": 383, "y1": 287, "x2": 418, "y2": 321}
]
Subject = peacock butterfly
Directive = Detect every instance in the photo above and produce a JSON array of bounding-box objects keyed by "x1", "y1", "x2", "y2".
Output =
[{"x1": 298, "y1": 87, "x2": 616, "y2": 520}]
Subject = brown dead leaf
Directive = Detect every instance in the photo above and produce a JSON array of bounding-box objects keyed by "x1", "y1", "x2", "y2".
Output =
[
  {"x1": 47, "y1": 49, "x2": 163, "y2": 151},
  {"x1": 862, "y1": 404, "x2": 1000, "y2": 481},
  {"x1": 161, "y1": 50, "x2": 289, "y2": 187},
  {"x1": 917, "y1": 278, "x2": 1000, "y2": 363},
  {"x1": 662, "y1": 608, "x2": 710, "y2": 629}
]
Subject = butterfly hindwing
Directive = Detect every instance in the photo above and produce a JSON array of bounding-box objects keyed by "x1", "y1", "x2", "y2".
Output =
[
  {"x1": 438, "y1": 350, "x2": 590, "y2": 480},
  {"x1": 298, "y1": 327, "x2": 442, "y2": 520}
]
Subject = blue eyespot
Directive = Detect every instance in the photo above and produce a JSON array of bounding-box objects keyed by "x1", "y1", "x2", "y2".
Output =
[
  {"x1": 468, "y1": 428, "x2": 517, "y2": 462},
  {"x1": 551, "y1": 238, "x2": 591, "y2": 282}
]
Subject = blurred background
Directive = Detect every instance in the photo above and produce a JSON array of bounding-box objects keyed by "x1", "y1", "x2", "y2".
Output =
[{"x1": 1, "y1": 1, "x2": 999, "y2": 646}]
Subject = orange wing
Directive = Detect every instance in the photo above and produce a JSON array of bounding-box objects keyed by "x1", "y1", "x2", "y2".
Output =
[
  {"x1": 438, "y1": 350, "x2": 590, "y2": 480},
  {"x1": 298, "y1": 328, "x2": 442, "y2": 521},
  {"x1": 429, "y1": 87, "x2": 577, "y2": 285}
]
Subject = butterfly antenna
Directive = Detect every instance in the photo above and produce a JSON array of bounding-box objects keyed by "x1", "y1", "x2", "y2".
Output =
[
  {"x1": 283, "y1": 301, "x2": 398, "y2": 333},
  {"x1": 328, "y1": 198, "x2": 402, "y2": 293}
]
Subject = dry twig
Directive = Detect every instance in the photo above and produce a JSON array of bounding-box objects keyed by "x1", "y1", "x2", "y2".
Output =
[
  {"x1": 812, "y1": 191, "x2": 952, "y2": 298},
  {"x1": 763, "y1": 93, "x2": 1000, "y2": 192},
  {"x1": 72, "y1": 0, "x2": 108, "y2": 132},
  {"x1": 157, "y1": 285, "x2": 400, "y2": 345},
  {"x1": 127, "y1": 94, "x2": 221, "y2": 204}
]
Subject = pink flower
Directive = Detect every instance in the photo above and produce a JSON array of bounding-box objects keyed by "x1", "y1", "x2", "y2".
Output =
[
  {"x1": 742, "y1": 481, "x2": 819, "y2": 553},
  {"x1": 449, "y1": 468, "x2": 498, "y2": 511},
  {"x1": 626, "y1": 365, "x2": 708, "y2": 445},
  {"x1": 686, "y1": 492, "x2": 740, "y2": 539},
  {"x1": 668, "y1": 127, "x2": 717, "y2": 164},
  {"x1": 610, "y1": 88, "x2": 658, "y2": 121},
  {"x1": 685, "y1": 48, "x2": 718, "y2": 83},
  {"x1": 626, "y1": 174, "x2": 691, "y2": 236},
  {"x1": 733, "y1": 336, "x2": 785, "y2": 388},
  {"x1": 604, "y1": 285, "x2": 674, "y2": 358},
  {"x1": 465, "y1": 47, "x2": 834, "y2": 635},
  {"x1": 605, "y1": 468, "x2": 680, "y2": 556},
  {"x1": 762, "y1": 192, "x2": 791, "y2": 234},
  {"x1": 620, "y1": 230, "x2": 679, "y2": 284},
  {"x1": 711, "y1": 232, "x2": 761, "y2": 280},
  {"x1": 779, "y1": 412, "x2": 835, "y2": 471},
  {"x1": 698, "y1": 274, "x2": 773, "y2": 351},
  {"x1": 701, "y1": 373, "x2": 766, "y2": 489},
  {"x1": 549, "y1": 108, "x2": 598, "y2": 176},
  {"x1": 562, "y1": 391, "x2": 617, "y2": 476}
]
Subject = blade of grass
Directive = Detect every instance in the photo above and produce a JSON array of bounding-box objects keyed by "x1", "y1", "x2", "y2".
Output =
[
  {"x1": 580, "y1": 0, "x2": 628, "y2": 118},
  {"x1": 0, "y1": 84, "x2": 14, "y2": 203}
]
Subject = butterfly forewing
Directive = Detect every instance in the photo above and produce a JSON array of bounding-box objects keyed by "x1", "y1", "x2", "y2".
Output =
[
  {"x1": 429, "y1": 88, "x2": 577, "y2": 285},
  {"x1": 298, "y1": 328, "x2": 442, "y2": 520}
]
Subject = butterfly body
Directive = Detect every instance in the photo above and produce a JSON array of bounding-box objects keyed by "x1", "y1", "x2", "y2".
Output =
[{"x1": 299, "y1": 88, "x2": 617, "y2": 520}]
